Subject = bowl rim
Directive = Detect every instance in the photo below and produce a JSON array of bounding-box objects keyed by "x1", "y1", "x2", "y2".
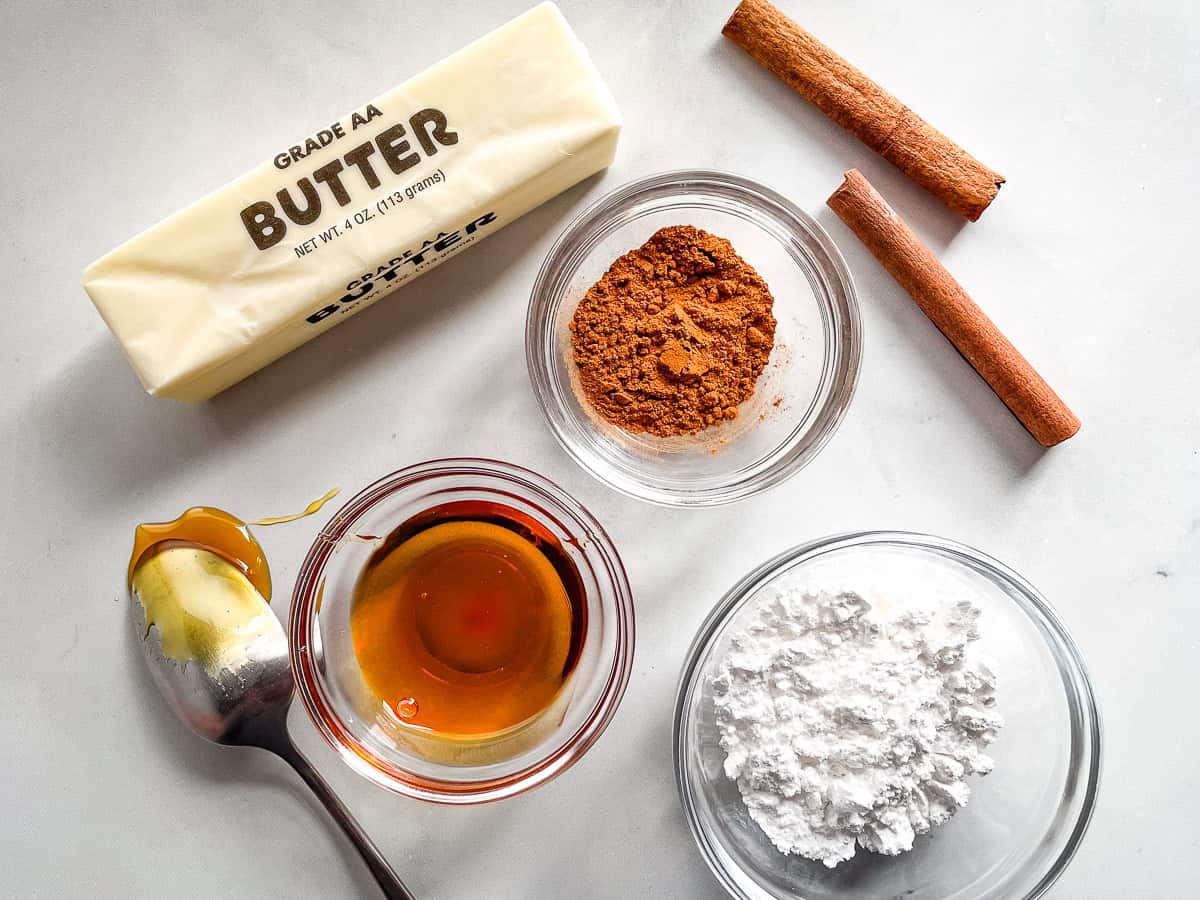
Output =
[
  {"x1": 672, "y1": 530, "x2": 1103, "y2": 900},
  {"x1": 289, "y1": 457, "x2": 636, "y2": 805},
  {"x1": 525, "y1": 169, "x2": 862, "y2": 508}
]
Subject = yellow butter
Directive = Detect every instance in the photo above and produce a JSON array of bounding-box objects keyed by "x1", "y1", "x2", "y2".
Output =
[
  {"x1": 83, "y1": 2, "x2": 620, "y2": 400},
  {"x1": 131, "y1": 547, "x2": 280, "y2": 675}
]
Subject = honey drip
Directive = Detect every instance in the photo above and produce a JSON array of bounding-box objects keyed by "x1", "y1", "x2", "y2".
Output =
[
  {"x1": 252, "y1": 487, "x2": 340, "y2": 526},
  {"x1": 350, "y1": 501, "x2": 586, "y2": 738}
]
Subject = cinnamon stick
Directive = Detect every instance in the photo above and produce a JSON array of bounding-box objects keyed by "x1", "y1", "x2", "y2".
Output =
[
  {"x1": 723, "y1": 0, "x2": 1004, "y2": 221},
  {"x1": 828, "y1": 170, "x2": 1079, "y2": 447}
]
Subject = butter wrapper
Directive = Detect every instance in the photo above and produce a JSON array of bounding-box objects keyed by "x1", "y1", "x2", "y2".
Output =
[{"x1": 84, "y1": 2, "x2": 620, "y2": 400}]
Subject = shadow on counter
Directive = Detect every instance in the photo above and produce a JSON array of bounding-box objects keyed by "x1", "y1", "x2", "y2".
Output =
[{"x1": 32, "y1": 173, "x2": 607, "y2": 513}]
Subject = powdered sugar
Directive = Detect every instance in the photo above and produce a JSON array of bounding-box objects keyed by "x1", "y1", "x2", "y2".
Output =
[{"x1": 711, "y1": 584, "x2": 1002, "y2": 868}]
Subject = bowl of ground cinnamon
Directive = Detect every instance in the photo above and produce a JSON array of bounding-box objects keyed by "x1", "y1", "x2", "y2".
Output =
[{"x1": 527, "y1": 171, "x2": 861, "y2": 506}]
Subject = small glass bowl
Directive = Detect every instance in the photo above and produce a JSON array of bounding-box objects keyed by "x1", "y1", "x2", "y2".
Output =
[
  {"x1": 289, "y1": 458, "x2": 635, "y2": 804},
  {"x1": 526, "y1": 171, "x2": 861, "y2": 507},
  {"x1": 674, "y1": 532, "x2": 1101, "y2": 900}
]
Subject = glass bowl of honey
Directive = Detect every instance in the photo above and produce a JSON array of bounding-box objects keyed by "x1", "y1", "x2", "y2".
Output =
[{"x1": 289, "y1": 458, "x2": 635, "y2": 803}]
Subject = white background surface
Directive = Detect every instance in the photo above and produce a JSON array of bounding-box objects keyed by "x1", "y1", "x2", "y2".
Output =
[{"x1": 2, "y1": 0, "x2": 1197, "y2": 897}]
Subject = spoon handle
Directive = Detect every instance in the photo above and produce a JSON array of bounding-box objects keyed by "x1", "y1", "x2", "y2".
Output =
[{"x1": 273, "y1": 738, "x2": 417, "y2": 900}]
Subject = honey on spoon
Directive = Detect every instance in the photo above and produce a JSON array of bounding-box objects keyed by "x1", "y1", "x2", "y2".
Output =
[{"x1": 125, "y1": 490, "x2": 414, "y2": 899}]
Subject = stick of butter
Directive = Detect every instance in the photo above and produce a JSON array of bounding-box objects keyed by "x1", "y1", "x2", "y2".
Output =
[{"x1": 83, "y1": 2, "x2": 620, "y2": 401}]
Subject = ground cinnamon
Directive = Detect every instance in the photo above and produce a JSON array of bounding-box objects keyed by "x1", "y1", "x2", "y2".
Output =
[
  {"x1": 828, "y1": 170, "x2": 1079, "y2": 446},
  {"x1": 722, "y1": 0, "x2": 1004, "y2": 221},
  {"x1": 569, "y1": 225, "x2": 777, "y2": 437}
]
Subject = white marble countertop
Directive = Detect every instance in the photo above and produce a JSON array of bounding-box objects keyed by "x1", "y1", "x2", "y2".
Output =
[{"x1": 2, "y1": 0, "x2": 1197, "y2": 897}]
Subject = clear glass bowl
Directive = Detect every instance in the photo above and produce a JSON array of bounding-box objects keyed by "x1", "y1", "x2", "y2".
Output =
[
  {"x1": 526, "y1": 171, "x2": 861, "y2": 507},
  {"x1": 289, "y1": 458, "x2": 635, "y2": 804},
  {"x1": 674, "y1": 532, "x2": 1101, "y2": 900}
]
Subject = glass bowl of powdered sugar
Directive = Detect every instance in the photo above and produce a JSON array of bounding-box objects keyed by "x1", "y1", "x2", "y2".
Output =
[{"x1": 673, "y1": 531, "x2": 1101, "y2": 900}]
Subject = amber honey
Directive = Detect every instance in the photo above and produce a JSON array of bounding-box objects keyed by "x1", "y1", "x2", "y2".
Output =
[
  {"x1": 128, "y1": 506, "x2": 271, "y2": 599},
  {"x1": 126, "y1": 491, "x2": 340, "y2": 595},
  {"x1": 350, "y1": 500, "x2": 585, "y2": 737}
]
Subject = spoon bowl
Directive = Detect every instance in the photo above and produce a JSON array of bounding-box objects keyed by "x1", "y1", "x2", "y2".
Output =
[
  {"x1": 129, "y1": 569, "x2": 415, "y2": 899},
  {"x1": 130, "y1": 597, "x2": 293, "y2": 745}
]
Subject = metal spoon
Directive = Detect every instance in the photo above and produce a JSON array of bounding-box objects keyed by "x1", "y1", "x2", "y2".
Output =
[{"x1": 130, "y1": 573, "x2": 415, "y2": 900}]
